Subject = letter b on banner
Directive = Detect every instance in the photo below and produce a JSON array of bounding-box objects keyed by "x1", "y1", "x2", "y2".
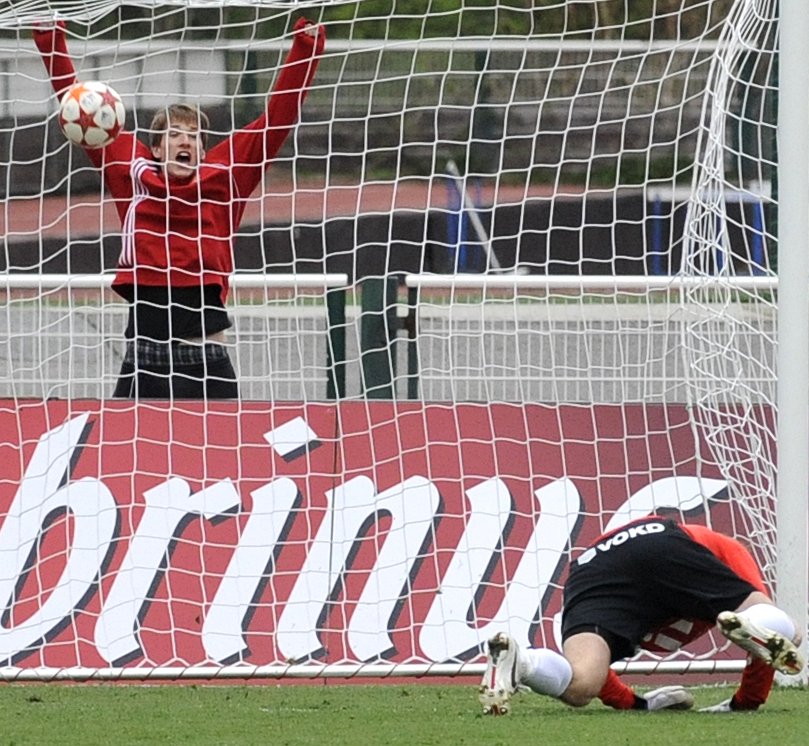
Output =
[{"x1": 0, "y1": 415, "x2": 117, "y2": 663}]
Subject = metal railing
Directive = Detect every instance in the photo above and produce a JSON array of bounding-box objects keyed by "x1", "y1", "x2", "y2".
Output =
[{"x1": 0, "y1": 273, "x2": 348, "y2": 400}]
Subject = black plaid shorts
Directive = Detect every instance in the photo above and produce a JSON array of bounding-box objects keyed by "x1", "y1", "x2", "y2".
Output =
[{"x1": 114, "y1": 339, "x2": 238, "y2": 399}]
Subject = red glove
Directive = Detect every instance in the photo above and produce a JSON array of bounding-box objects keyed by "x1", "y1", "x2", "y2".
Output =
[
  {"x1": 32, "y1": 19, "x2": 67, "y2": 49},
  {"x1": 293, "y1": 17, "x2": 326, "y2": 56},
  {"x1": 32, "y1": 19, "x2": 76, "y2": 97}
]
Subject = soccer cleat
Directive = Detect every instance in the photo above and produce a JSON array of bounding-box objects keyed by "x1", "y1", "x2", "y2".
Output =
[
  {"x1": 642, "y1": 685, "x2": 694, "y2": 711},
  {"x1": 717, "y1": 610, "x2": 805, "y2": 675},
  {"x1": 478, "y1": 632, "x2": 522, "y2": 715}
]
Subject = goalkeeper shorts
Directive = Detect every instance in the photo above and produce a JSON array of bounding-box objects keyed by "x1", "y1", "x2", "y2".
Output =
[{"x1": 113, "y1": 339, "x2": 237, "y2": 399}]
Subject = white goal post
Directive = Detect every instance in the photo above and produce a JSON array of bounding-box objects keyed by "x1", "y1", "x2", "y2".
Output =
[
  {"x1": 774, "y1": 0, "x2": 809, "y2": 687},
  {"x1": 0, "y1": 0, "x2": 805, "y2": 685}
]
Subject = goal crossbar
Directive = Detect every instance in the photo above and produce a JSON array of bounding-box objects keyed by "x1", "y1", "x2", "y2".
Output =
[
  {"x1": 405, "y1": 275, "x2": 777, "y2": 292},
  {"x1": 0, "y1": 660, "x2": 747, "y2": 683}
]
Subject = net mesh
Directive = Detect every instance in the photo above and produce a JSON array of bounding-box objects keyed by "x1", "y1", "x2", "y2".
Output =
[{"x1": 0, "y1": 0, "x2": 789, "y2": 680}]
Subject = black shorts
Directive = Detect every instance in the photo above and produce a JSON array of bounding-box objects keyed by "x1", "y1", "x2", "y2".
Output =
[{"x1": 561, "y1": 518, "x2": 758, "y2": 662}]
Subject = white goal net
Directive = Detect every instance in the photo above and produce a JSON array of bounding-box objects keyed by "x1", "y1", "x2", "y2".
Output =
[{"x1": 0, "y1": 0, "x2": 804, "y2": 683}]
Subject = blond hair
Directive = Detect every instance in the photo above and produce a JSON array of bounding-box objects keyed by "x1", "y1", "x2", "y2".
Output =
[{"x1": 149, "y1": 104, "x2": 210, "y2": 149}]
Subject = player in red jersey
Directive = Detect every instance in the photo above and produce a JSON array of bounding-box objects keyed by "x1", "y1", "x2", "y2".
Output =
[
  {"x1": 34, "y1": 18, "x2": 325, "y2": 398},
  {"x1": 478, "y1": 517, "x2": 804, "y2": 715}
]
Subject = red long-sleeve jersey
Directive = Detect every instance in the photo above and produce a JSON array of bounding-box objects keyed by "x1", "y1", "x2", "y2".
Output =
[
  {"x1": 599, "y1": 520, "x2": 774, "y2": 710},
  {"x1": 34, "y1": 20, "x2": 324, "y2": 304}
]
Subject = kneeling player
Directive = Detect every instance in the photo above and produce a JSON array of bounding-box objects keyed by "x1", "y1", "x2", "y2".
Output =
[{"x1": 479, "y1": 517, "x2": 804, "y2": 714}]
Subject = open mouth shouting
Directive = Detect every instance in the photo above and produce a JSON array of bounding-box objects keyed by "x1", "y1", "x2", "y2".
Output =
[{"x1": 152, "y1": 123, "x2": 205, "y2": 181}]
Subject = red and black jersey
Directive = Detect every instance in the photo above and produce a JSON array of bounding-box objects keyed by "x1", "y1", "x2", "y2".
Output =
[{"x1": 587, "y1": 518, "x2": 774, "y2": 710}]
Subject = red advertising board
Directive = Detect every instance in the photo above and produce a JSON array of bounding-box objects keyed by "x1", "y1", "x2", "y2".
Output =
[{"x1": 0, "y1": 400, "x2": 737, "y2": 671}]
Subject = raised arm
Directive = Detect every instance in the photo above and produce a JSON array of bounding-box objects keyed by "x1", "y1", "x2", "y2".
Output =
[
  {"x1": 262, "y1": 18, "x2": 326, "y2": 159},
  {"x1": 212, "y1": 17, "x2": 326, "y2": 201},
  {"x1": 32, "y1": 21, "x2": 78, "y2": 98},
  {"x1": 33, "y1": 21, "x2": 144, "y2": 192}
]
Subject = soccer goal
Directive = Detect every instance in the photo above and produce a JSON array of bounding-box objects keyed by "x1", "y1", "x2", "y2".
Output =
[{"x1": 0, "y1": 0, "x2": 805, "y2": 684}]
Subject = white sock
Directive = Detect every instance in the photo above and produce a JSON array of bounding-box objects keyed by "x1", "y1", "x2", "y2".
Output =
[
  {"x1": 740, "y1": 603, "x2": 796, "y2": 641},
  {"x1": 520, "y1": 647, "x2": 573, "y2": 698}
]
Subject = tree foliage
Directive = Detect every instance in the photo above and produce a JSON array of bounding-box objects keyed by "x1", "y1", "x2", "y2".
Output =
[
  {"x1": 316, "y1": 0, "x2": 736, "y2": 40},
  {"x1": 54, "y1": 0, "x2": 737, "y2": 42}
]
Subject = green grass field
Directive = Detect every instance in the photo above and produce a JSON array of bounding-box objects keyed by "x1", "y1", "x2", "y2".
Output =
[{"x1": 0, "y1": 682, "x2": 806, "y2": 745}]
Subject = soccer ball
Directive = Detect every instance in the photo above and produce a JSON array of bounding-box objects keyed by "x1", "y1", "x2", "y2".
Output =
[{"x1": 58, "y1": 81, "x2": 125, "y2": 149}]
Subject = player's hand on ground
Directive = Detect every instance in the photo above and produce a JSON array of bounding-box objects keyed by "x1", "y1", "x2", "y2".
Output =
[
  {"x1": 699, "y1": 697, "x2": 757, "y2": 713},
  {"x1": 699, "y1": 698, "x2": 733, "y2": 713}
]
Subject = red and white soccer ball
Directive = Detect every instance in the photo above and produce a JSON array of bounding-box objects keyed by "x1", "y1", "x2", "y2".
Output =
[{"x1": 58, "y1": 81, "x2": 125, "y2": 149}]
